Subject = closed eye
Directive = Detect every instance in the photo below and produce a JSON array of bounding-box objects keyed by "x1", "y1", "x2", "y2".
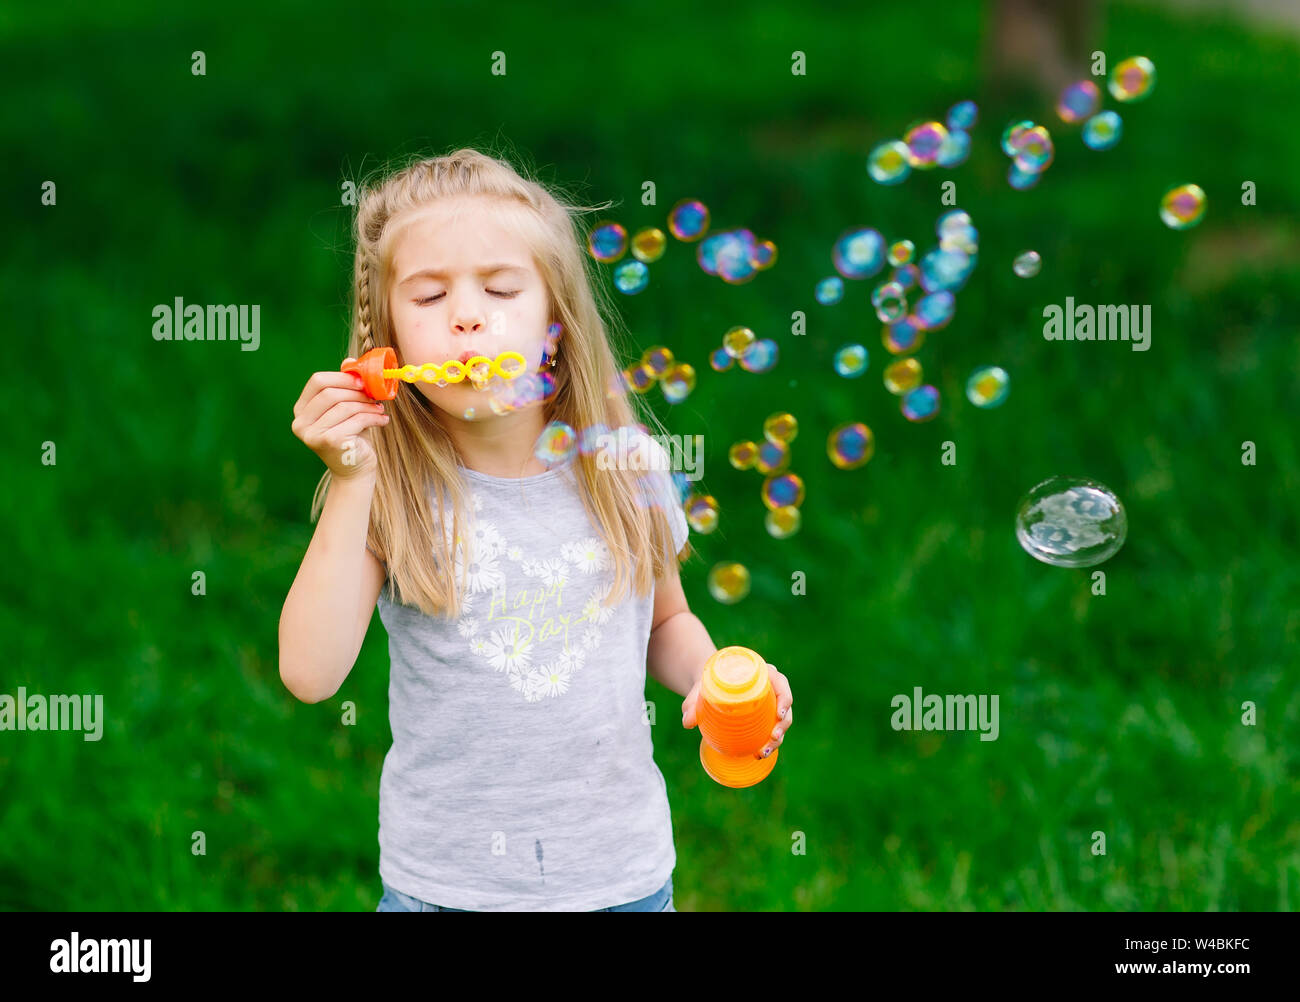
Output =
[{"x1": 415, "y1": 290, "x2": 520, "y2": 305}]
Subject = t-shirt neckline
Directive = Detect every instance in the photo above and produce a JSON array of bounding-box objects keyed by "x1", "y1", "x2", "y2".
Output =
[{"x1": 457, "y1": 454, "x2": 575, "y2": 486}]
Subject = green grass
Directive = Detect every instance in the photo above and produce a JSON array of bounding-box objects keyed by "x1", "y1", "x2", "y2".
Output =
[{"x1": 2, "y1": 0, "x2": 1298, "y2": 910}]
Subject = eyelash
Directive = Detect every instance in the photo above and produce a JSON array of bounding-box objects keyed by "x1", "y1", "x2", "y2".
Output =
[{"x1": 415, "y1": 291, "x2": 519, "y2": 305}]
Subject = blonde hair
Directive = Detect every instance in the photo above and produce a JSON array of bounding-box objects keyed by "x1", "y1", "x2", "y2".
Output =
[{"x1": 311, "y1": 146, "x2": 693, "y2": 618}]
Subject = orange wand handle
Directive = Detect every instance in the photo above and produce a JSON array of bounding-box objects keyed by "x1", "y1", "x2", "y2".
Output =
[
  {"x1": 341, "y1": 347, "x2": 399, "y2": 400},
  {"x1": 696, "y1": 646, "x2": 782, "y2": 788}
]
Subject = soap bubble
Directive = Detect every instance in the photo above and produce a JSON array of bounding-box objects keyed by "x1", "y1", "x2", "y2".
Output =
[
  {"x1": 872, "y1": 280, "x2": 909, "y2": 323},
  {"x1": 722, "y1": 325, "x2": 756, "y2": 358},
  {"x1": 936, "y1": 129, "x2": 971, "y2": 168},
  {"x1": 765, "y1": 506, "x2": 802, "y2": 539},
  {"x1": 578, "y1": 423, "x2": 610, "y2": 455},
  {"x1": 1109, "y1": 56, "x2": 1156, "y2": 103},
  {"x1": 833, "y1": 228, "x2": 886, "y2": 280},
  {"x1": 1012, "y1": 125, "x2": 1055, "y2": 173},
  {"x1": 1015, "y1": 476, "x2": 1127, "y2": 567},
  {"x1": 1160, "y1": 184, "x2": 1207, "y2": 230},
  {"x1": 966, "y1": 365, "x2": 1010, "y2": 407},
  {"x1": 887, "y1": 240, "x2": 915, "y2": 267},
  {"x1": 642, "y1": 345, "x2": 674, "y2": 376},
  {"x1": 1056, "y1": 80, "x2": 1101, "y2": 124},
  {"x1": 588, "y1": 222, "x2": 627, "y2": 262},
  {"x1": 1001, "y1": 120, "x2": 1034, "y2": 156},
  {"x1": 761, "y1": 472, "x2": 805, "y2": 510},
  {"x1": 661, "y1": 363, "x2": 696, "y2": 403},
  {"x1": 1007, "y1": 163, "x2": 1042, "y2": 190},
  {"x1": 709, "y1": 346, "x2": 734, "y2": 372},
  {"x1": 751, "y1": 239, "x2": 778, "y2": 270},
  {"x1": 613, "y1": 259, "x2": 649, "y2": 294},
  {"x1": 631, "y1": 227, "x2": 667, "y2": 262},
  {"x1": 914, "y1": 290, "x2": 955, "y2": 330},
  {"x1": 867, "y1": 140, "x2": 912, "y2": 185},
  {"x1": 891, "y1": 263, "x2": 920, "y2": 291},
  {"x1": 946, "y1": 100, "x2": 978, "y2": 131},
  {"x1": 763, "y1": 412, "x2": 798, "y2": 444},
  {"x1": 668, "y1": 199, "x2": 710, "y2": 240},
  {"x1": 901, "y1": 384, "x2": 940, "y2": 422},
  {"x1": 624, "y1": 363, "x2": 656, "y2": 393},
  {"x1": 1082, "y1": 110, "x2": 1122, "y2": 150},
  {"x1": 904, "y1": 120, "x2": 949, "y2": 168},
  {"x1": 882, "y1": 318, "x2": 925, "y2": 356},
  {"x1": 883, "y1": 357, "x2": 923, "y2": 395},
  {"x1": 827, "y1": 422, "x2": 874, "y2": 469},
  {"x1": 1013, "y1": 250, "x2": 1042, "y2": 277},
  {"x1": 815, "y1": 276, "x2": 845, "y2": 305},
  {"x1": 729, "y1": 440, "x2": 758, "y2": 470},
  {"x1": 708, "y1": 562, "x2": 751, "y2": 604},
  {"x1": 919, "y1": 247, "x2": 975, "y2": 293},
  {"x1": 834, "y1": 343, "x2": 869, "y2": 378},
  {"x1": 534, "y1": 421, "x2": 576, "y2": 465},
  {"x1": 739, "y1": 339, "x2": 779, "y2": 373},
  {"x1": 685, "y1": 494, "x2": 720, "y2": 533},
  {"x1": 754, "y1": 439, "x2": 790, "y2": 474}
]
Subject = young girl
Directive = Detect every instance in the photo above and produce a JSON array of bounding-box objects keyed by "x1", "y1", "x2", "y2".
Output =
[{"x1": 279, "y1": 147, "x2": 795, "y2": 912}]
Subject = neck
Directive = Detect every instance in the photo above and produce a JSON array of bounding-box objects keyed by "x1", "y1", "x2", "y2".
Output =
[{"x1": 442, "y1": 403, "x2": 554, "y2": 479}]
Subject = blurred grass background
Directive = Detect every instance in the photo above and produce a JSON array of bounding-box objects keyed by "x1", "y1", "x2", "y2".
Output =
[{"x1": 2, "y1": 0, "x2": 1298, "y2": 911}]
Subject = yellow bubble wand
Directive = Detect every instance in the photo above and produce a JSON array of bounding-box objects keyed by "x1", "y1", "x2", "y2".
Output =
[{"x1": 341, "y1": 346, "x2": 527, "y2": 399}]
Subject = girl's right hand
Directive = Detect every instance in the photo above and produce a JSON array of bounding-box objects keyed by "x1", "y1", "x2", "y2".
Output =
[{"x1": 291, "y1": 363, "x2": 390, "y2": 479}]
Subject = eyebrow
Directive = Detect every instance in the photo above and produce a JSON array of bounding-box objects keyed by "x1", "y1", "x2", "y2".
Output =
[{"x1": 398, "y1": 265, "x2": 530, "y2": 285}]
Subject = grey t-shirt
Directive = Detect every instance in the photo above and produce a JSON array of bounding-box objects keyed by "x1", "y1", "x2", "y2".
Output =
[{"x1": 374, "y1": 438, "x2": 689, "y2": 911}]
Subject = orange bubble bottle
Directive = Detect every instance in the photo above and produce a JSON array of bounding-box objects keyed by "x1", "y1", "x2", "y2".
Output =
[{"x1": 696, "y1": 646, "x2": 781, "y2": 788}]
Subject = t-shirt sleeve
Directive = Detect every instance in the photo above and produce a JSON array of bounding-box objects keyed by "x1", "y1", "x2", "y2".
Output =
[{"x1": 641, "y1": 437, "x2": 690, "y2": 560}]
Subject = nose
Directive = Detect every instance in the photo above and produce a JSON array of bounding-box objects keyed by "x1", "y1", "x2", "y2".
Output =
[{"x1": 452, "y1": 314, "x2": 484, "y2": 335}]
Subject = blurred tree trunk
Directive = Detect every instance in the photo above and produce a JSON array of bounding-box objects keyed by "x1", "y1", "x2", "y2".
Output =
[{"x1": 986, "y1": 0, "x2": 1101, "y2": 98}]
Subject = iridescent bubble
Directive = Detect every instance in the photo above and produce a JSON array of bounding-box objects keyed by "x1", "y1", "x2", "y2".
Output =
[
  {"x1": 765, "y1": 505, "x2": 801, "y2": 539},
  {"x1": 1015, "y1": 476, "x2": 1127, "y2": 567},
  {"x1": 588, "y1": 222, "x2": 628, "y2": 262},
  {"x1": 947, "y1": 100, "x2": 978, "y2": 131},
  {"x1": 1109, "y1": 56, "x2": 1156, "y2": 103},
  {"x1": 607, "y1": 369, "x2": 629, "y2": 397},
  {"x1": 534, "y1": 421, "x2": 576, "y2": 465},
  {"x1": 750, "y1": 240, "x2": 778, "y2": 270},
  {"x1": 1160, "y1": 184, "x2": 1207, "y2": 230},
  {"x1": 642, "y1": 345, "x2": 674, "y2": 375},
  {"x1": 1013, "y1": 250, "x2": 1042, "y2": 278},
  {"x1": 739, "y1": 339, "x2": 779, "y2": 373},
  {"x1": 761, "y1": 473, "x2": 805, "y2": 510},
  {"x1": 671, "y1": 471, "x2": 691, "y2": 505},
  {"x1": 883, "y1": 357, "x2": 923, "y2": 395},
  {"x1": 668, "y1": 199, "x2": 710, "y2": 241},
  {"x1": 935, "y1": 129, "x2": 971, "y2": 168},
  {"x1": 872, "y1": 280, "x2": 908, "y2": 324},
  {"x1": 763, "y1": 412, "x2": 798, "y2": 444},
  {"x1": 827, "y1": 422, "x2": 874, "y2": 470},
  {"x1": 1082, "y1": 110, "x2": 1122, "y2": 150},
  {"x1": 815, "y1": 276, "x2": 845, "y2": 305},
  {"x1": 625, "y1": 363, "x2": 656, "y2": 393},
  {"x1": 891, "y1": 263, "x2": 921, "y2": 291},
  {"x1": 613, "y1": 259, "x2": 649, "y2": 294},
  {"x1": 661, "y1": 363, "x2": 696, "y2": 403},
  {"x1": 913, "y1": 290, "x2": 955, "y2": 330},
  {"x1": 834, "y1": 343, "x2": 868, "y2": 378},
  {"x1": 709, "y1": 346, "x2": 734, "y2": 372},
  {"x1": 887, "y1": 239, "x2": 915, "y2": 267},
  {"x1": 867, "y1": 139, "x2": 912, "y2": 185},
  {"x1": 716, "y1": 229, "x2": 760, "y2": 284},
  {"x1": 936, "y1": 210, "x2": 979, "y2": 254},
  {"x1": 754, "y1": 439, "x2": 790, "y2": 475},
  {"x1": 832, "y1": 228, "x2": 886, "y2": 280},
  {"x1": 919, "y1": 246, "x2": 975, "y2": 293},
  {"x1": 901, "y1": 384, "x2": 940, "y2": 422},
  {"x1": 904, "y1": 120, "x2": 949, "y2": 168},
  {"x1": 1001, "y1": 120, "x2": 1034, "y2": 156},
  {"x1": 1008, "y1": 163, "x2": 1041, "y2": 190},
  {"x1": 578, "y1": 422, "x2": 610, "y2": 455},
  {"x1": 729, "y1": 440, "x2": 758, "y2": 470},
  {"x1": 722, "y1": 325, "x2": 756, "y2": 358},
  {"x1": 966, "y1": 365, "x2": 1010, "y2": 408},
  {"x1": 685, "y1": 493, "x2": 720, "y2": 534},
  {"x1": 882, "y1": 318, "x2": 925, "y2": 356},
  {"x1": 1012, "y1": 125, "x2": 1055, "y2": 173},
  {"x1": 631, "y1": 227, "x2": 667, "y2": 262},
  {"x1": 1056, "y1": 80, "x2": 1101, "y2": 124},
  {"x1": 707, "y1": 562, "x2": 751, "y2": 604}
]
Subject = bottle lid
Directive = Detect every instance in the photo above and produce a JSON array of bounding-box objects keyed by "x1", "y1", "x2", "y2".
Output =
[{"x1": 701, "y1": 646, "x2": 769, "y2": 705}]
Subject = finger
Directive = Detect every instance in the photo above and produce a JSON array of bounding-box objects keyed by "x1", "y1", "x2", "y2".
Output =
[
  {"x1": 767, "y1": 664, "x2": 793, "y2": 710},
  {"x1": 324, "y1": 409, "x2": 389, "y2": 445},
  {"x1": 757, "y1": 709, "x2": 790, "y2": 758},
  {"x1": 302, "y1": 401, "x2": 386, "y2": 445},
  {"x1": 294, "y1": 370, "x2": 368, "y2": 415},
  {"x1": 298, "y1": 384, "x2": 380, "y2": 428}
]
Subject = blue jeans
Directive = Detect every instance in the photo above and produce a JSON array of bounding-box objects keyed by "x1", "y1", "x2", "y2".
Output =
[{"x1": 376, "y1": 874, "x2": 675, "y2": 912}]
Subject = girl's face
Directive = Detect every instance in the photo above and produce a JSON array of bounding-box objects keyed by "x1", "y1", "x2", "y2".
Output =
[{"x1": 386, "y1": 196, "x2": 550, "y2": 419}]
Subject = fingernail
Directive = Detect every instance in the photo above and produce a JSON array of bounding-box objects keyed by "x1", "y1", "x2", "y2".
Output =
[{"x1": 762, "y1": 747, "x2": 772, "y2": 758}]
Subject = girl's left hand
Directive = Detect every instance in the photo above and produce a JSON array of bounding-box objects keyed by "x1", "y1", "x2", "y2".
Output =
[{"x1": 682, "y1": 662, "x2": 794, "y2": 759}]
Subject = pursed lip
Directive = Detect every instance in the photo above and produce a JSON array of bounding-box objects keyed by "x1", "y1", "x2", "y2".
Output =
[{"x1": 457, "y1": 350, "x2": 482, "y2": 364}]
